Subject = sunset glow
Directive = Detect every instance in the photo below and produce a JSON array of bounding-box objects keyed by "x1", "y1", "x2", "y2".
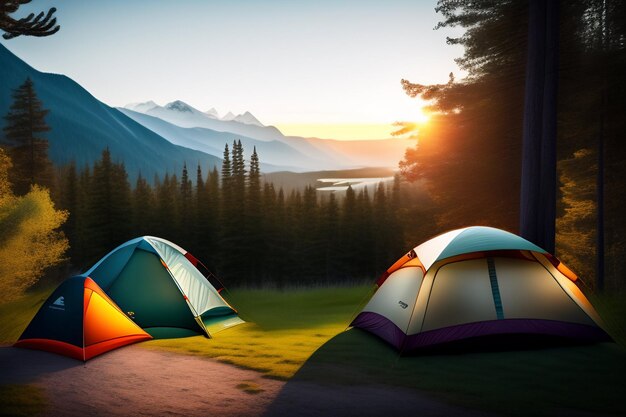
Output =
[
  {"x1": 277, "y1": 108, "x2": 430, "y2": 140},
  {"x1": 275, "y1": 123, "x2": 396, "y2": 140}
]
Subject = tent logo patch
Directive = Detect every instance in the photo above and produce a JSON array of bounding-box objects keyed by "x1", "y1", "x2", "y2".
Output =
[
  {"x1": 398, "y1": 301, "x2": 408, "y2": 309},
  {"x1": 49, "y1": 296, "x2": 65, "y2": 310}
]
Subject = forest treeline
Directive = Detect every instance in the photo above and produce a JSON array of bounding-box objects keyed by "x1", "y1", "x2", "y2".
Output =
[
  {"x1": 51, "y1": 144, "x2": 416, "y2": 287},
  {"x1": 396, "y1": 0, "x2": 625, "y2": 292}
]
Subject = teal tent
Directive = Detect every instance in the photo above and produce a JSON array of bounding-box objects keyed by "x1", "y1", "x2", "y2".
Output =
[{"x1": 83, "y1": 236, "x2": 243, "y2": 338}]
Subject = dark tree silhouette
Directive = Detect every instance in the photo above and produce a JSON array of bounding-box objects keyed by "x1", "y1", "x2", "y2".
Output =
[
  {"x1": 520, "y1": 0, "x2": 560, "y2": 253},
  {"x1": 0, "y1": 0, "x2": 60, "y2": 39},
  {"x1": 2, "y1": 77, "x2": 54, "y2": 195}
]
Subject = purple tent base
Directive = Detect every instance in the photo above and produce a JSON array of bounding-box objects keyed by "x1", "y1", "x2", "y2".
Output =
[{"x1": 351, "y1": 312, "x2": 612, "y2": 352}]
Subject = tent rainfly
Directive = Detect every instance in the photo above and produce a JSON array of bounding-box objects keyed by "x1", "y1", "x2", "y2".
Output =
[
  {"x1": 83, "y1": 236, "x2": 243, "y2": 338},
  {"x1": 15, "y1": 276, "x2": 152, "y2": 360},
  {"x1": 352, "y1": 226, "x2": 611, "y2": 351}
]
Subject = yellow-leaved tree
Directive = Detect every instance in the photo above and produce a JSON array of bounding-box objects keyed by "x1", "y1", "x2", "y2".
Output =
[{"x1": 0, "y1": 148, "x2": 68, "y2": 302}]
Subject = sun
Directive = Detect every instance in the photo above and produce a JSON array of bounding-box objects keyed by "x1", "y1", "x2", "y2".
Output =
[{"x1": 415, "y1": 106, "x2": 431, "y2": 124}]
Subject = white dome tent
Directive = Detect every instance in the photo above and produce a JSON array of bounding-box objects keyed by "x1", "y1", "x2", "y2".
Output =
[{"x1": 352, "y1": 226, "x2": 611, "y2": 351}]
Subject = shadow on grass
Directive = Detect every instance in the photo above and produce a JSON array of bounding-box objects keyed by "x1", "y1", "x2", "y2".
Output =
[{"x1": 265, "y1": 328, "x2": 626, "y2": 417}]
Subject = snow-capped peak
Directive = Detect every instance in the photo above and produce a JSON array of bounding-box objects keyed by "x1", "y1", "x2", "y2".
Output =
[
  {"x1": 125, "y1": 100, "x2": 264, "y2": 128},
  {"x1": 124, "y1": 100, "x2": 159, "y2": 113},
  {"x1": 165, "y1": 100, "x2": 194, "y2": 113}
]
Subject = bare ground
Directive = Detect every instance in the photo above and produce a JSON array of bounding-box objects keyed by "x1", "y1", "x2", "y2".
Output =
[{"x1": 0, "y1": 345, "x2": 493, "y2": 417}]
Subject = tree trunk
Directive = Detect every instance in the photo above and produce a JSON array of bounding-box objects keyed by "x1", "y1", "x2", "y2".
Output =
[
  {"x1": 520, "y1": 0, "x2": 547, "y2": 245},
  {"x1": 597, "y1": 93, "x2": 605, "y2": 291},
  {"x1": 596, "y1": 0, "x2": 608, "y2": 291},
  {"x1": 538, "y1": 0, "x2": 559, "y2": 254}
]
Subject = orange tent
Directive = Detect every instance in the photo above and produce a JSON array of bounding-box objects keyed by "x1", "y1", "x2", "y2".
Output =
[{"x1": 15, "y1": 276, "x2": 152, "y2": 361}]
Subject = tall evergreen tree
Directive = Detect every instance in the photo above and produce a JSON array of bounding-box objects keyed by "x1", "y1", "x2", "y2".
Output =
[
  {"x1": 245, "y1": 147, "x2": 263, "y2": 279},
  {"x1": 320, "y1": 192, "x2": 340, "y2": 280},
  {"x1": 219, "y1": 142, "x2": 242, "y2": 281},
  {"x1": 132, "y1": 173, "x2": 155, "y2": 236},
  {"x1": 203, "y1": 166, "x2": 221, "y2": 272},
  {"x1": 154, "y1": 173, "x2": 174, "y2": 241},
  {"x1": 231, "y1": 140, "x2": 246, "y2": 200},
  {"x1": 194, "y1": 164, "x2": 209, "y2": 259},
  {"x1": 179, "y1": 162, "x2": 194, "y2": 248},
  {"x1": 2, "y1": 77, "x2": 54, "y2": 195},
  {"x1": 339, "y1": 185, "x2": 359, "y2": 278},
  {"x1": 356, "y1": 188, "x2": 375, "y2": 279},
  {"x1": 221, "y1": 143, "x2": 232, "y2": 203},
  {"x1": 83, "y1": 148, "x2": 131, "y2": 263}
]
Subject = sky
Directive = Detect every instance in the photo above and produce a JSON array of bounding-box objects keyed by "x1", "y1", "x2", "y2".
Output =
[{"x1": 0, "y1": 0, "x2": 464, "y2": 140}]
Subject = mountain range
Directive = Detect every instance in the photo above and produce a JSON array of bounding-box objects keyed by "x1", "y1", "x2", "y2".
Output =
[
  {"x1": 120, "y1": 100, "x2": 410, "y2": 172},
  {"x1": 0, "y1": 43, "x2": 221, "y2": 182},
  {"x1": 123, "y1": 100, "x2": 283, "y2": 142},
  {"x1": 124, "y1": 101, "x2": 264, "y2": 127},
  {"x1": 0, "y1": 42, "x2": 409, "y2": 183}
]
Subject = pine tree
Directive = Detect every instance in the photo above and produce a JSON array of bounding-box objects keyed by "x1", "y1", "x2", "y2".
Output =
[
  {"x1": 179, "y1": 162, "x2": 194, "y2": 248},
  {"x1": 320, "y1": 192, "x2": 340, "y2": 280},
  {"x1": 194, "y1": 164, "x2": 209, "y2": 258},
  {"x1": 274, "y1": 187, "x2": 288, "y2": 286},
  {"x1": 300, "y1": 185, "x2": 320, "y2": 282},
  {"x1": 340, "y1": 185, "x2": 358, "y2": 278},
  {"x1": 373, "y1": 182, "x2": 392, "y2": 273},
  {"x1": 231, "y1": 140, "x2": 246, "y2": 200},
  {"x1": 133, "y1": 173, "x2": 155, "y2": 236},
  {"x1": 204, "y1": 166, "x2": 221, "y2": 272},
  {"x1": 221, "y1": 143, "x2": 232, "y2": 202},
  {"x1": 2, "y1": 77, "x2": 54, "y2": 195},
  {"x1": 83, "y1": 148, "x2": 131, "y2": 263},
  {"x1": 73, "y1": 165, "x2": 92, "y2": 266},
  {"x1": 156, "y1": 173, "x2": 180, "y2": 242},
  {"x1": 356, "y1": 188, "x2": 375, "y2": 279},
  {"x1": 245, "y1": 147, "x2": 263, "y2": 279}
]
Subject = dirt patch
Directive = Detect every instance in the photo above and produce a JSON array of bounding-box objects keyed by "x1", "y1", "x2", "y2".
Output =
[
  {"x1": 0, "y1": 345, "x2": 282, "y2": 417},
  {"x1": 0, "y1": 345, "x2": 492, "y2": 417}
]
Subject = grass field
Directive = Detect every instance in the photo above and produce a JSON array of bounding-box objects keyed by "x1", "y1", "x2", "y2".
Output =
[
  {"x1": 144, "y1": 285, "x2": 373, "y2": 379},
  {"x1": 1, "y1": 284, "x2": 625, "y2": 416}
]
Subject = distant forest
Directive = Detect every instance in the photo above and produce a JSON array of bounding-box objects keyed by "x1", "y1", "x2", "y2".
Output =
[{"x1": 50, "y1": 143, "x2": 427, "y2": 287}]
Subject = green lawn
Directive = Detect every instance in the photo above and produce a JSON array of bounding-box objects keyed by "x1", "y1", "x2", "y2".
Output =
[
  {"x1": 143, "y1": 285, "x2": 374, "y2": 379},
  {"x1": 1, "y1": 284, "x2": 625, "y2": 416}
]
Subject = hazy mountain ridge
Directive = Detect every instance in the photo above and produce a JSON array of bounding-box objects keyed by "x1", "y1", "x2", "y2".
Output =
[
  {"x1": 0, "y1": 43, "x2": 221, "y2": 183},
  {"x1": 124, "y1": 100, "x2": 281, "y2": 140},
  {"x1": 119, "y1": 108, "x2": 327, "y2": 172},
  {"x1": 124, "y1": 100, "x2": 409, "y2": 170}
]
